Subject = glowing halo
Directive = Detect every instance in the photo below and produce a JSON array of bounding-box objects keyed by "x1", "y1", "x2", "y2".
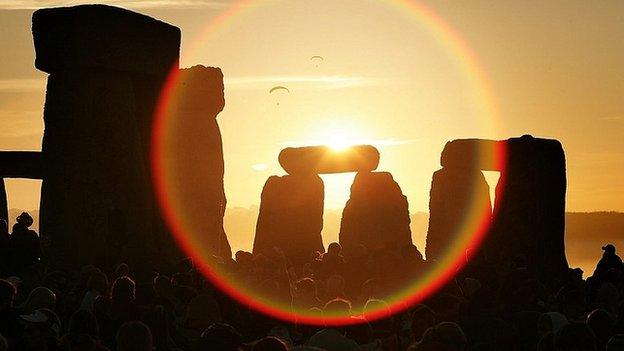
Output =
[{"x1": 151, "y1": 0, "x2": 507, "y2": 326}]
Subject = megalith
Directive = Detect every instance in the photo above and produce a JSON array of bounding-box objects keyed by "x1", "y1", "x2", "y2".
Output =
[
  {"x1": 163, "y1": 65, "x2": 232, "y2": 259},
  {"x1": 425, "y1": 167, "x2": 491, "y2": 262},
  {"x1": 0, "y1": 180, "x2": 6, "y2": 222},
  {"x1": 32, "y1": 5, "x2": 181, "y2": 269},
  {"x1": 339, "y1": 172, "x2": 412, "y2": 257},
  {"x1": 279, "y1": 145, "x2": 380, "y2": 174},
  {"x1": 253, "y1": 175, "x2": 325, "y2": 264},
  {"x1": 426, "y1": 135, "x2": 568, "y2": 281},
  {"x1": 488, "y1": 135, "x2": 568, "y2": 282}
]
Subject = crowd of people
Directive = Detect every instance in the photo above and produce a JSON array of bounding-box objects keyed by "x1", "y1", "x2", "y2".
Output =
[{"x1": 1, "y1": 211, "x2": 624, "y2": 350}]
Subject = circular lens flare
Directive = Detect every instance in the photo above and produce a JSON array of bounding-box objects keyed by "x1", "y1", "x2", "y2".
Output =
[{"x1": 151, "y1": 0, "x2": 504, "y2": 326}]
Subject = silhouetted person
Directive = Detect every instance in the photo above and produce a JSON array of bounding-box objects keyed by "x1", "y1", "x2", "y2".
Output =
[
  {"x1": 10, "y1": 212, "x2": 41, "y2": 273},
  {"x1": 0, "y1": 220, "x2": 9, "y2": 275},
  {"x1": 116, "y1": 321, "x2": 153, "y2": 351},
  {"x1": 0, "y1": 279, "x2": 20, "y2": 349},
  {"x1": 252, "y1": 336, "x2": 289, "y2": 351},
  {"x1": 593, "y1": 244, "x2": 624, "y2": 279},
  {"x1": 19, "y1": 308, "x2": 62, "y2": 351}
]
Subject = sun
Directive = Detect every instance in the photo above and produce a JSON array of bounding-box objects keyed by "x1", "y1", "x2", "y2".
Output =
[{"x1": 327, "y1": 132, "x2": 353, "y2": 151}]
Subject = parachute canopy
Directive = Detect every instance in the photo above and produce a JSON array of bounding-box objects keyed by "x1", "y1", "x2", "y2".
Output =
[
  {"x1": 269, "y1": 86, "x2": 290, "y2": 94},
  {"x1": 310, "y1": 55, "x2": 324, "y2": 61}
]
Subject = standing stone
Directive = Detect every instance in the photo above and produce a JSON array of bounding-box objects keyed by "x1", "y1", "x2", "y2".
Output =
[
  {"x1": 32, "y1": 5, "x2": 180, "y2": 269},
  {"x1": 164, "y1": 65, "x2": 231, "y2": 259},
  {"x1": 0, "y1": 179, "x2": 6, "y2": 222},
  {"x1": 487, "y1": 135, "x2": 568, "y2": 282},
  {"x1": 253, "y1": 175, "x2": 324, "y2": 264},
  {"x1": 426, "y1": 135, "x2": 568, "y2": 282},
  {"x1": 425, "y1": 167, "x2": 491, "y2": 262},
  {"x1": 339, "y1": 172, "x2": 412, "y2": 257}
]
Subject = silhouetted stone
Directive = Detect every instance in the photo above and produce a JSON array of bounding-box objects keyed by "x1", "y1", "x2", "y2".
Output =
[
  {"x1": 339, "y1": 172, "x2": 412, "y2": 257},
  {"x1": 487, "y1": 135, "x2": 568, "y2": 282},
  {"x1": 440, "y1": 139, "x2": 502, "y2": 171},
  {"x1": 425, "y1": 167, "x2": 491, "y2": 262},
  {"x1": 427, "y1": 135, "x2": 568, "y2": 282},
  {"x1": 165, "y1": 65, "x2": 231, "y2": 259},
  {"x1": 279, "y1": 145, "x2": 379, "y2": 174},
  {"x1": 0, "y1": 179, "x2": 6, "y2": 222},
  {"x1": 32, "y1": 5, "x2": 182, "y2": 269},
  {"x1": 253, "y1": 174, "x2": 324, "y2": 264},
  {"x1": 32, "y1": 5, "x2": 180, "y2": 76},
  {"x1": 0, "y1": 152, "x2": 43, "y2": 179},
  {"x1": 40, "y1": 71, "x2": 154, "y2": 268}
]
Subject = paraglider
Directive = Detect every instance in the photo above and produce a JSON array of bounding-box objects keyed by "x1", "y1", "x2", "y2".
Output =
[
  {"x1": 269, "y1": 86, "x2": 290, "y2": 106},
  {"x1": 269, "y1": 86, "x2": 290, "y2": 94},
  {"x1": 310, "y1": 55, "x2": 324, "y2": 67}
]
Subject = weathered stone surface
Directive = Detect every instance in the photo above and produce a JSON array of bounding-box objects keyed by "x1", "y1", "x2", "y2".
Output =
[
  {"x1": 279, "y1": 145, "x2": 379, "y2": 175},
  {"x1": 164, "y1": 65, "x2": 231, "y2": 259},
  {"x1": 40, "y1": 71, "x2": 154, "y2": 268},
  {"x1": 30, "y1": 5, "x2": 185, "y2": 271},
  {"x1": 253, "y1": 174, "x2": 324, "y2": 264},
  {"x1": 425, "y1": 168, "x2": 492, "y2": 262},
  {"x1": 0, "y1": 179, "x2": 6, "y2": 222},
  {"x1": 0, "y1": 151, "x2": 43, "y2": 179},
  {"x1": 427, "y1": 135, "x2": 568, "y2": 282},
  {"x1": 339, "y1": 172, "x2": 412, "y2": 257},
  {"x1": 486, "y1": 135, "x2": 568, "y2": 282},
  {"x1": 32, "y1": 5, "x2": 180, "y2": 76},
  {"x1": 440, "y1": 139, "x2": 502, "y2": 171}
]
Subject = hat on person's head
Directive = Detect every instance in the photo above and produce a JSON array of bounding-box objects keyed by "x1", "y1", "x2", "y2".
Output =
[
  {"x1": 15, "y1": 212, "x2": 33, "y2": 227},
  {"x1": 603, "y1": 244, "x2": 616, "y2": 253}
]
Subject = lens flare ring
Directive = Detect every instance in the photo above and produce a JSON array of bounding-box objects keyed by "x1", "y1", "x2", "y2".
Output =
[{"x1": 151, "y1": 0, "x2": 505, "y2": 326}]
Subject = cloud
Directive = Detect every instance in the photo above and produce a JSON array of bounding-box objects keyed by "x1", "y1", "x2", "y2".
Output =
[
  {"x1": 224, "y1": 75, "x2": 379, "y2": 91},
  {"x1": 0, "y1": 78, "x2": 46, "y2": 92},
  {"x1": 0, "y1": 0, "x2": 234, "y2": 10}
]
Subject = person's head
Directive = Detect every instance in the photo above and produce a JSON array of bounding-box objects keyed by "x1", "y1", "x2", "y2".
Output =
[
  {"x1": 0, "y1": 279, "x2": 16, "y2": 310},
  {"x1": 554, "y1": 322, "x2": 597, "y2": 351},
  {"x1": 111, "y1": 276, "x2": 135, "y2": 303},
  {"x1": 293, "y1": 278, "x2": 317, "y2": 299},
  {"x1": 197, "y1": 323, "x2": 243, "y2": 351},
  {"x1": 86, "y1": 271, "x2": 109, "y2": 296},
  {"x1": 327, "y1": 242, "x2": 342, "y2": 256},
  {"x1": 20, "y1": 308, "x2": 61, "y2": 350},
  {"x1": 23, "y1": 286, "x2": 56, "y2": 313},
  {"x1": 603, "y1": 244, "x2": 616, "y2": 255},
  {"x1": 113, "y1": 263, "x2": 129, "y2": 279},
  {"x1": 16, "y1": 212, "x2": 34, "y2": 228},
  {"x1": 323, "y1": 298, "x2": 352, "y2": 316},
  {"x1": 116, "y1": 321, "x2": 153, "y2": 351},
  {"x1": 411, "y1": 305, "x2": 436, "y2": 342},
  {"x1": 185, "y1": 294, "x2": 222, "y2": 331},
  {"x1": 68, "y1": 309, "x2": 99, "y2": 338},
  {"x1": 419, "y1": 322, "x2": 467, "y2": 351},
  {"x1": 538, "y1": 312, "x2": 569, "y2": 337},
  {"x1": 153, "y1": 275, "x2": 172, "y2": 297},
  {"x1": 252, "y1": 336, "x2": 289, "y2": 351},
  {"x1": 586, "y1": 309, "x2": 615, "y2": 344}
]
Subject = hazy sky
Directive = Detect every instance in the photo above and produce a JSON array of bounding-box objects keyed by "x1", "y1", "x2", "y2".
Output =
[{"x1": 1, "y1": 0, "x2": 623, "y2": 213}]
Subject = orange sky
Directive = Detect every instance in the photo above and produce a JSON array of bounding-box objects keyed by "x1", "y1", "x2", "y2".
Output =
[{"x1": 1, "y1": 0, "x2": 623, "y2": 214}]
